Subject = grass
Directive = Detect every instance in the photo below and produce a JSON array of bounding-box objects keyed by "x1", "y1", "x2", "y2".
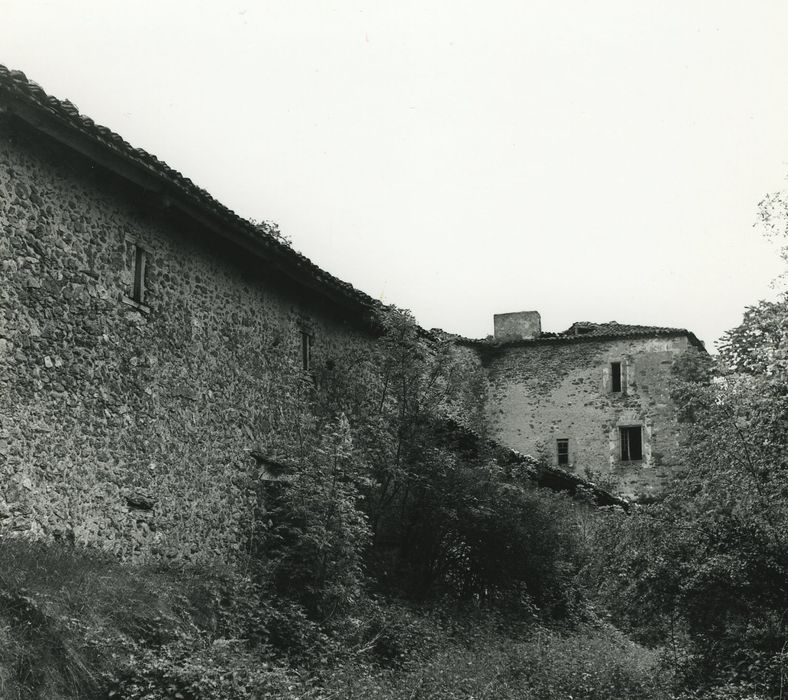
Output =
[
  {"x1": 319, "y1": 624, "x2": 672, "y2": 699},
  {"x1": 0, "y1": 537, "x2": 680, "y2": 699},
  {"x1": 0, "y1": 538, "x2": 186, "y2": 698}
]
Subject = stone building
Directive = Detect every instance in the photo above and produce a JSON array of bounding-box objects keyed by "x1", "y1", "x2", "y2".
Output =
[
  {"x1": 0, "y1": 65, "x2": 383, "y2": 559},
  {"x1": 457, "y1": 311, "x2": 705, "y2": 499},
  {"x1": 1, "y1": 66, "x2": 699, "y2": 557}
]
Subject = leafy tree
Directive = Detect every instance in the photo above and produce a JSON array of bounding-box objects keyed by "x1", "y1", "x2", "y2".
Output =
[
  {"x1": 757, "y1": 187, "x2": 788, "y2": 271},
  {"x1": 257, "y1": 305, "x2": 587, "y2": 621},
  {"x1": 588, "y1": 190, "x2": 788, "y2": 694},
  {"x1": 261, "y1": 414, "x2": 371, "y2": 620}
]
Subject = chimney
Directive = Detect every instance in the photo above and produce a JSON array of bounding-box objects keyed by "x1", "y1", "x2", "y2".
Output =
[{"x1": 493, "y1": 311, "x2": 541, "y2": 341}]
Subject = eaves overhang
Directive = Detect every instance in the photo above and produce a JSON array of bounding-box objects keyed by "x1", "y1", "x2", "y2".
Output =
[{"x1": 0, "y1": 65, "x2": 381, "y2": 323}]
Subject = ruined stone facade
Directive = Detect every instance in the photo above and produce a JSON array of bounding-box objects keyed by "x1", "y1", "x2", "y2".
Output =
[
  {"x1": 0, "y1": 67, "x2": 380, "y2": 560},
  {"x1": 462, "y1": 313, "x2": 704, "y2": 499},
  {"x1": 1, "y1": 67, "x2": 701, "y2": 558}
]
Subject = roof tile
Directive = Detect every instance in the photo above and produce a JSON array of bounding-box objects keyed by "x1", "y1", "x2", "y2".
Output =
[
  {"x1": 0, "y1": 64, "x2": 380, "y2": 315},
  {"x1": 455, "y1": 320, "x2": 705, "y2": 350}
]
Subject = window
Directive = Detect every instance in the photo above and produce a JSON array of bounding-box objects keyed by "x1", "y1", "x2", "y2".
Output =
[
  {"x1": 121, "y1": 241, "x2": 150, "y2": 312},
  {"x1": 301, "y1": 332, "x2": 313, "y2": 371},
  {"x1": 131, "y1": 245, "x2": 147, "y2": 304},
  {"x1": 611, "y1": 362, "x2": 622, "y2": 393},
  {"x1": 557, "y1": 438, "x2": 569, "y2": 466},
  {"x1": 620, "y1": 426, "x2": 642, "y2": 461}
]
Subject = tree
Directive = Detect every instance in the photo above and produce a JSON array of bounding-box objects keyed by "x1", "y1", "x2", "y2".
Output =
[
  {"x1": 261, "y1": 414, "x2": 371, "y2": 620},
  {"x1": 588, "y1": 190, "x2": 788, "y2": 694}
]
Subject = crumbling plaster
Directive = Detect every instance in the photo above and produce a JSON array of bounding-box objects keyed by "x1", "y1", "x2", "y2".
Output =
[{"x1": 481, "y1": 335, "x2": 696, "y2": 498}]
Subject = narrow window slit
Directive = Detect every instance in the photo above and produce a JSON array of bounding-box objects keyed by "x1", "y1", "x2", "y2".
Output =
[
  {"x1": 611, "y1": 362, "x2": 622, "y2": 393},
  {"x1": 301, "y1": 332, "x2": 313, "y2": 371},
  {"x1": 132, "y1": 245, "x2": 147, "y2": 303}
]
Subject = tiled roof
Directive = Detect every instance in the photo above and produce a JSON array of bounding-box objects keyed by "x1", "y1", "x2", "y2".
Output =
[
  {"x1": 561, "y1": 321, "x2": 704, "y2": 345},
  {"x1": 0, "y1": 65, "x2": 380, "y2": 317},
  {"x1": 457, "y1": 320, "x2": 705, "y2": 350}
]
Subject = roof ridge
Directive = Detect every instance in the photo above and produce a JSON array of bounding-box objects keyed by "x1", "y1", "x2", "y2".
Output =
[
  {"x1": 456, "y1": 325, "x2": 705, "y2": 350},
  {"x1": 0, "y1": 64, "x2": 381, "y2": 314}
]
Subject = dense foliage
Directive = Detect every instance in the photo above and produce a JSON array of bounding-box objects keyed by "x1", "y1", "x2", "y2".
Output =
[
  {"x1": 0, "y1": 538, "x2": 672, "y2": 699},
  {"x1": 1, "y1": 303, "x2": 609, "y2": 699},
  {"x1": 585, "y1": 191, "x2": 788, "y2": 697},
  {"x1": 5, "y1": 191, "x2": 788, "y2": 697},
  {"x1": 249, "y1": 305, "x2": 589, "y2": 618}
]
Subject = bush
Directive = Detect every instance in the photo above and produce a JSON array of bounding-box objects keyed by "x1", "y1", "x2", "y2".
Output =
[
  {"x1": 260, "y1": 414, "x2": 371, "y2": 621},
  {"x1": 582, "y1": 297, "x2": 788, "y2": 695},
  {"x1": 0, "y1": 539, "x2": 327, "y2": 699},
  {"x1": 318, "y1": 622, "x2": 671, "y2": 700}
]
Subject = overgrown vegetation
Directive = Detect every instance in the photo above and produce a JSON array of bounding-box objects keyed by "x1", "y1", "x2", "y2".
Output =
[
  {"x1": 584, "y1": 188, "x2": 788, "y2": 698},
  {"x1": 0, "y1": 300, "x2": 637, "y2": 699},
  {"x1": 0, "y1": 537, "x2": 674, "y2": 699},
  {"x1": 4, "y1": 191, "x2": 788, "y2": 698}
]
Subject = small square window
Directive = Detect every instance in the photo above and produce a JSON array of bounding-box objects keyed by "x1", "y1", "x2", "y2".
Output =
[
  {"x1": 301, "y1": 332, "x2": 313, "y2": 371},
  {"x1": 131, "y1": 245, "x2": 147, "y2": 304},
  {"x1": 620, "y1": 426, "x2": 642, "y2": 461},
  {"x1": 557, "y1": 438, "x2": 569, "y2": 466},
  {"x1": 611, "y1": 362, "x2": 622, "y2": 393}
]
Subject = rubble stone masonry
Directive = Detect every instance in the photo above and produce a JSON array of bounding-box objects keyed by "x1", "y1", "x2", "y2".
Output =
[
  {"x1": 481, "y1": 335, "x2": 698, "y2": 499},
  {"x1": 0, "y1": 117, "x2": 372, "y2": 561},
  {"x1": 0, "y1": 64, "x2": 706, "y2": 561}
]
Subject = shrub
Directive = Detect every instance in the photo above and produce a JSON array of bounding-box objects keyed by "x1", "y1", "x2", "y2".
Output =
[
  {"x1": 260, "y1": 414, "x2": 371, "y2": 621},
  {"x1": 318, "y1": 622, "x2": 672, "y2": 700}
]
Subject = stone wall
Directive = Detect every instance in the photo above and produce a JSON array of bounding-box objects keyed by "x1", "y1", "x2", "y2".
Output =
[
  {"x1": 0, "y1": 117, "x2": 374, "y2": 561},
  {"x1": 493, "y1": 311, "x2": 541, "y2": 341},
  {"x1": 0, "y1": 97, "x2": 701, "y2": 563},
  {"x1": 480, "y1": 335, "x2": 697, "y2": 498}
]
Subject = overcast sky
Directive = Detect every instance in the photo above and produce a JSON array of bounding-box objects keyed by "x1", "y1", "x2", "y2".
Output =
[{"x1": 3, "y1": 1, "x2": 788, "y2": 350}]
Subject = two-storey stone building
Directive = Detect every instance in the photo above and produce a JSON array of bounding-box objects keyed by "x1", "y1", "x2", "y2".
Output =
[
  {"x1": 0, "y1": 65, "x2": 386, "y2": 559},
  {"x1": 457, "y1": 311, "x2": 705, "y2": 499},
  {"x1": 1, "y1": 65, "x2": 700, "y2": 558}
]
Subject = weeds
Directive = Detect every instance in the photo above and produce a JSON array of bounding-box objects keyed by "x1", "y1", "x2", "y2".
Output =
[{"x1": 0, "y1": 537, "x2": 678, "y2": 699}]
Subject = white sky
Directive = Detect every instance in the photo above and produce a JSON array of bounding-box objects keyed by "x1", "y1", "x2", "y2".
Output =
[{"x1": 2, "y1": 1, "x2": 788, "y2": 350}]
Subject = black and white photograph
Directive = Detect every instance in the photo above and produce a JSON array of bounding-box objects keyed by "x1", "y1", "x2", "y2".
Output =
[{"x1": 1, "y1": 2, "x2": 787, "y2": 698}]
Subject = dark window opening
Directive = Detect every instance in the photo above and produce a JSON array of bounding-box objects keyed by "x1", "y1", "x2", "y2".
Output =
[
  {"x1": 301, "y1": 332, "x2": 313, "y2": 371},
  {"x1": 611, "y1": 362, "x2": 622, "y2": 392},
  {"x1": 620, "y1": 426, "x2": 643, "y2": 461},
  {"x1": 557, "y1": 439, "x2": 569, "y2": 466},
  {"x1": 132, "y1": 245, "x2": 147, "y2": 303}
]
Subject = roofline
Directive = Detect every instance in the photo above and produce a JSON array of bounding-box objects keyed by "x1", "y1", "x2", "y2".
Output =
[
  {"x1": 456, "y1": 329, "x2": 706, "y2": 352},
  {"x1": 0, "y1": 66, "x2": 708, "y2": 353},
  {"x1": 0, "y1": 66, "x2": 380, "y2": 321}
]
